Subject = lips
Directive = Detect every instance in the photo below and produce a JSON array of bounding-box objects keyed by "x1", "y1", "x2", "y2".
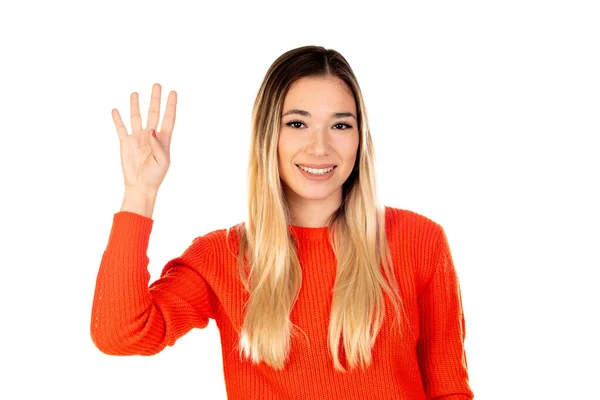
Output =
[
  {"x1": 296, "y1": 164, "x2": 336, "y2": 180},
  {"x1": 295, "y1": 163, "x2": 337, "y2": 168}
]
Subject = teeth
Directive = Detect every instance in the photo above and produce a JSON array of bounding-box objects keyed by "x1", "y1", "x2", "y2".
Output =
[{"x1": 298, "y1": 165, "x2": 335, "y2": 175}]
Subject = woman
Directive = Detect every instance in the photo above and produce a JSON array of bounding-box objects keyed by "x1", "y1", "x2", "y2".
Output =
[{"x1": 91, "y1": 45, "x2": 474, "y2": 400}]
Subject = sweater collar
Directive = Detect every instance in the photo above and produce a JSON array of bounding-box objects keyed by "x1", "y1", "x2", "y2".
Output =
[{"x1": 287, "y1": 224, "x2": 330, "y2": 241}]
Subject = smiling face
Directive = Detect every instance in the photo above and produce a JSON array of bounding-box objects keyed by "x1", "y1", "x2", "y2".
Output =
[{"x1": 277, "y1": 75, "x2": 359, "y2": 215}]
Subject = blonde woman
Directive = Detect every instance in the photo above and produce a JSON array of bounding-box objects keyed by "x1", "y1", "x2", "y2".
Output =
[{"x1": 91, "y1": 45, "x2": 474, "y2": 400}]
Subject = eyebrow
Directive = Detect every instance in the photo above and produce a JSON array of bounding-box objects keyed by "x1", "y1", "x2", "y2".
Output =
[{"x1": 281, "y1": 109, "x2": 357, "y2": 120}]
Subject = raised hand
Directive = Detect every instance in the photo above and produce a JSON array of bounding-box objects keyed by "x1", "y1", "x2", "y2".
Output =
[{"x1": 112, "y1": 83, "x2": 177, "y2": 195}]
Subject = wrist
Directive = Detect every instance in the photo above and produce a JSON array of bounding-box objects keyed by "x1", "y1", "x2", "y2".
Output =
[
  {"x1": 121, "y1": 189, "x2": 158, "y2": 218},
  {"x1": 124, "y1": 189, "x2": 158, "y2": 198}
]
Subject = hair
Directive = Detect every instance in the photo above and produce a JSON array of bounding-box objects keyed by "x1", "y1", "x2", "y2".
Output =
[{"x1": 228, "y1": 45, "x2": 405, "y2": 372}]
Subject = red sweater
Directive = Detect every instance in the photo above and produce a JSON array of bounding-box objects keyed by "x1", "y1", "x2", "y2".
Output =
[{"x1": 91, "y1": 206, "x2": 474, "y2": 400}]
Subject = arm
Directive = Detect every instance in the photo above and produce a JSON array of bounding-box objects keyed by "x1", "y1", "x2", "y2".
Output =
[
  {"x1": 90, "y1": 211, "x2": 216, "y2": 355},
  {"x1": 416, "y1": 226, "x2": 474, "y2": 400}
]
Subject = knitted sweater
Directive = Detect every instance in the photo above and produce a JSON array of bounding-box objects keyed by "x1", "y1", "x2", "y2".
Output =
[{"x1": 91, "y1": 206, "x2": 474, "y2": 400}]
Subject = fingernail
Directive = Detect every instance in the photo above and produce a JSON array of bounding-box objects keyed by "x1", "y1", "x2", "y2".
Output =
[{"x1": 151, "y1": 129, "x2": 157, "y2": 138}]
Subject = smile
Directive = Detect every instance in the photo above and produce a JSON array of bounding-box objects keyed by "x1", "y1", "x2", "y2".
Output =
[
  {"x1": 295, "y1": 164, "x2": 337, "y2": 181},
  {"x1": 297, "y1": 165, "x2": 335, "y2": 175}
]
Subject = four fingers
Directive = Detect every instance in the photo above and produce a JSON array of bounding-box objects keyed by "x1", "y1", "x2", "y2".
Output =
[{"x1": 113, "y1": 83, "x2": 177, "y2": 141}]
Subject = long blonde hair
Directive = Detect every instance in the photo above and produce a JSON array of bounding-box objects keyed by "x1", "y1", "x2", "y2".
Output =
[{"x1": 231, "y1": 45, "x2": 404, "y2": 372}]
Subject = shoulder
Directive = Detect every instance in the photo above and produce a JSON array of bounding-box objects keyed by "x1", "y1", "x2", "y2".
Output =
[
  {"x1": 383, "y1": 205, "x2": 445, "y2": 240},
  {"x1": 383, "y1": 206, "x2": 447, "y2": 268},
  {"x1": 163, "y1": 223, "x2": 244, "y2": 286},
  {"x1": 383, "y1": 206, "x2": 452, "y2": 295},
  {"x1": 184, "y1": 222, "x2": 244, "y2": 261}
]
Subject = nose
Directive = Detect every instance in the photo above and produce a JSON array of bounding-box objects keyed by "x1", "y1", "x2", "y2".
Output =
[{"x1": 305, "y1": 126, "x2": 330, "y2": 156}]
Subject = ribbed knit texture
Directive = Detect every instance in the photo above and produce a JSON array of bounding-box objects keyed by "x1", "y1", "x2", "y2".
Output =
[{"x1": 91, "y1": 206, "x2": 474, "y2": 400}]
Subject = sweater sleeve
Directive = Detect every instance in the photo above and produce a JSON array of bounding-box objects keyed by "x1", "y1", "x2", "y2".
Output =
[
  {"x1": 90, "y1": 211, "x2": 216, "y2": 356},
  {"x1": 416, "y1": 226, "x2": 474, "y2": 400}
]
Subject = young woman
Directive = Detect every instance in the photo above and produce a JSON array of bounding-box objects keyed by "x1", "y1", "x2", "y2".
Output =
[{"x1": 91, "y1": 45, "x2": 474, "y2": 400}]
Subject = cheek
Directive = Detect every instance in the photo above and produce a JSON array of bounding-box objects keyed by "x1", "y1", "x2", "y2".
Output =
[
  {"x1": 277, "y1": 138, "x2": 293, "y2": 178},
  {"x1": 277, "y1": 133, "x2": 302, "y2": 161},
  {"x1": 277, "y1": 141, "x2": 289, "y2": 166},
  {"x1": 337, "y1": 135, "x2": 359, "y2": 162}
]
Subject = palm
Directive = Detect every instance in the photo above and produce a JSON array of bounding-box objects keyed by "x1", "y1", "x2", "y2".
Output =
[
  {"x1": 120, "y1": 132, "x2": 164, "y2": 190},
  {"x1": 111, "y1": 83, "x2": 177, "y2": 194}
]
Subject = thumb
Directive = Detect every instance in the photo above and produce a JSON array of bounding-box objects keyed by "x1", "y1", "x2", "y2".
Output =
[{"x1": 148, "y1": 129, "x2": 169, "y2": 168}]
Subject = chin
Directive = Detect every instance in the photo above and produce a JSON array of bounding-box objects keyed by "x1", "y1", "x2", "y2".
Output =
[{"x1": 291, "y1": 184, "x2": 341, "y2": 201}]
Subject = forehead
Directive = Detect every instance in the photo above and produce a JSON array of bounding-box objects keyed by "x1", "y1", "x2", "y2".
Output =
[{"x1": 283, "y1": 76, "x2": 356, "y2": 114}]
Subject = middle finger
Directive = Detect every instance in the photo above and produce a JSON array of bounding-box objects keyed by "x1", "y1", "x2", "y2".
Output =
[{"x1": 130, "y1": 92, "x2": 142, "y2": 133}]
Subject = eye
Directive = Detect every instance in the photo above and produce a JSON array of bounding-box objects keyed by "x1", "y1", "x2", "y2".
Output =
[
  {"x1": 333, "y1": 123, "x2": 352, "y2": 130},
  {"x1": 285, "y1": 121, "x2": 305, "y2": 129},
  {"x1": 284, "y1": 121, "x2": 353, "y2": 130}
]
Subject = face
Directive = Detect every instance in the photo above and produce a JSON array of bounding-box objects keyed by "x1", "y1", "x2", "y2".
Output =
[{"x1": 277, "y1": 75, "x2": 359, "y2": 207}]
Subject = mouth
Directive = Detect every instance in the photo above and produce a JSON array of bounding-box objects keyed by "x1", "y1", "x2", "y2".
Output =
[{"x1": 295, "y1": 164, "x2": 337, "y2": 176}]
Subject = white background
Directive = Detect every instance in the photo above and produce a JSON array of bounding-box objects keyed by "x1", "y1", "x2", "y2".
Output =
[{"x1": 1, "y1": 0, "x2": 598, "y2": 399}]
